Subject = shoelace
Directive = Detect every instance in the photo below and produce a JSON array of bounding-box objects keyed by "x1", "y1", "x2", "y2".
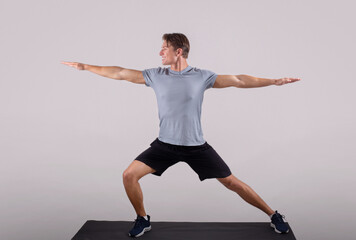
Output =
[
  {"x1": 274, "y1": 213, "x2": 286, "y2": 223},
  {"x1": 132, "y1": 217, "x2": 143, "y2": 228}
]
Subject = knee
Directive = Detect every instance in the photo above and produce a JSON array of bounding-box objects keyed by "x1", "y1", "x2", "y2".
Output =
[
  {"x1": 222, "y1": 178, "x2": 235, "y2": 190},
  {"x1": 122, "y1": 169, "x2": 139, "y2": 184},
  {"x1": 221, "y1": 175, "x2": 246, "y2": 191}
]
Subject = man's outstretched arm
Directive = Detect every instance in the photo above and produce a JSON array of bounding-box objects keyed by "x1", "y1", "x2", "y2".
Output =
[
  {"x1": 213, "y1": 74, "x2": 301, "y2": 88},
  {"x1": 61, "y1": 61, "x2": 145, "y2": 84}
]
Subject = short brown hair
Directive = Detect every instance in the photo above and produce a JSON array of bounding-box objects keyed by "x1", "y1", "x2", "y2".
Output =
[{"x1": 162, "y1": 33, "x2": 190, "y2": 59}]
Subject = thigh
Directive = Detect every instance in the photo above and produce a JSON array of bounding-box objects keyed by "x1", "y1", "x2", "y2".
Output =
[
  {"x1": 124, "y1": 160, "x2": 157, "y2": 179},
  {"x1": 134, "y1": 138, "x2": 181, "y2": 177},
  {"x1": 183, "y1": 143, "x2": 232, "y2": 181}
]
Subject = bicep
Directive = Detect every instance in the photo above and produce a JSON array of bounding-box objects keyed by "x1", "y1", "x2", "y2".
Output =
[
  {"x1": 213, "y1": 75, "x2": 245, "y2": 88},
  {"x1": 119, "y1": 68, "x2": 145, "y2": 84}
]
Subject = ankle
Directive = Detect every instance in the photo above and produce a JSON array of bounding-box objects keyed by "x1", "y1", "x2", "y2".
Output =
[
  {"x1": 268, "y1": 210, "x2": 276, "y2": 219},
  {"x1": 138, "y1": 214, "x2": 148, "y2": 221},
  {"x1": 137, "y1": 212, "x2": 147, "y2": 217}
]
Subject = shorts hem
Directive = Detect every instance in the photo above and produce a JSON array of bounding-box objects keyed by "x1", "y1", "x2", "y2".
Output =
[
  {"x1": 134, "y1": 158, "x2": 164, "y2": 176},
  {"x1": 199, "y1": 172, "x2": 232, "y2": 181}
]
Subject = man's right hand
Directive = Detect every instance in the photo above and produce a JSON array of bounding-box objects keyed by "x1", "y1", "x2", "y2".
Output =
[{"x1": 61, "y1": 61, "x2": 85, "y2": 70}]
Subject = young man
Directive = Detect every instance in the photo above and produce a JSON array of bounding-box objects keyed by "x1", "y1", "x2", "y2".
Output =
[{"x1": 62, "y1": 33, "x2": 300, "y2": 238}]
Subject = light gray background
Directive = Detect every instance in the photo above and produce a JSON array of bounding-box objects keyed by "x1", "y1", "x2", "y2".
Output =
[{"x1": 1, "y1": 0, "x2": 355, "y2": 240}]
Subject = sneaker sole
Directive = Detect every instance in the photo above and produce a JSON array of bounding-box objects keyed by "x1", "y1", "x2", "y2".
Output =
[
  {"x1": 270, "y1": 223, "x2": 289, "y2": 234},
  {"x1": 128, "y1": 225, "x2": 152, "y2": 238}
]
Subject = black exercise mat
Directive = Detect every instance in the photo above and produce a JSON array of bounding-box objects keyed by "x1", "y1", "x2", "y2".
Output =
[{"x1": 72, "y1": 220, "x2": 296, "y2": 240}]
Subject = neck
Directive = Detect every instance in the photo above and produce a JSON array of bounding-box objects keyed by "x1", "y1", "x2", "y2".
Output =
[{"x1": 170, "y1": 59, "x2": 189, "y2": 72}]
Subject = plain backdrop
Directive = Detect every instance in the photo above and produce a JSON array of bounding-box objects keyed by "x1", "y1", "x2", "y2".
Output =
[{"x1": 1, "y1": 0, "x2": 355, "y2": 240}]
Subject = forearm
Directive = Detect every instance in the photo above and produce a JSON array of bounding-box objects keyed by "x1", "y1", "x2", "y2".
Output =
[
  {"x1": 237, "y1": 74, "x2": 275, "y2": 88},
  {"x1": 84, "y1": 64, "x2": 123, "y2": 80}
]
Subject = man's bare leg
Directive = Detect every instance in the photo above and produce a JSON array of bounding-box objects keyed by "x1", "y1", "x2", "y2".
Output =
[
  {"x1": 217, "y1": 174, "x2": 275, "y2": 216},
  {"x1": 123, "y1": 160, "x2": 156, "y2": 217}
]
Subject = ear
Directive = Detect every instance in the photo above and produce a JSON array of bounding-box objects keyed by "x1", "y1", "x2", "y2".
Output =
[{"x1": 176, "y1": 48, "x2": 183, "y2": 56}]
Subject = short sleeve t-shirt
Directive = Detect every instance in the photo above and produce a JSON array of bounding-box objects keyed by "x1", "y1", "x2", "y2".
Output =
[{"x1": 142, "y1": 65, "x2": 217, "y2": 146}]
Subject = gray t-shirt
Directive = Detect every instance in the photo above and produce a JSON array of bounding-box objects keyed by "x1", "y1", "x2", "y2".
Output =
[{"x1": 142, "y1": 65, "x2": 217, "y2": 146}]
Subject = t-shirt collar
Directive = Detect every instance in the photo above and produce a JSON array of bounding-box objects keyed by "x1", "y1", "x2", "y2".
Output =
[{"x1": 168, "y1": 65, "x2": 192, "y2": 74}]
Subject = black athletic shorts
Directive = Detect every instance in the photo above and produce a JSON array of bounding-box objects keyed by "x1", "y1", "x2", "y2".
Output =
[{"x1": 134, "y1": 138, "x2": 232, "y2": 181}]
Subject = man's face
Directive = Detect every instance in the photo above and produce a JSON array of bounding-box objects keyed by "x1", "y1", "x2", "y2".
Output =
[{"x1": 159, "y1": 40, "x2": 178, "y2": 65}]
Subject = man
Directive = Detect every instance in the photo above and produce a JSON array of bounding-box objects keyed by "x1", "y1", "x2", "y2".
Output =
[{"x1": 62, "y1": 32, "x2": 300, "y2": 238}]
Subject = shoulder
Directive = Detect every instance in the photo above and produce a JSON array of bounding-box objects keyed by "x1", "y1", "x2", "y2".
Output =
[
  {"x1": 193, "y1": 67, "x2": 216, "y2": 74},
  {"x1": 143, "y1": 66, "x2": 164, "y2": 72},
  {"x1": 142, "y1": 66, "x2": 169, "y2": 77},
  {"x1": 196, "y1": 68, "x2": 217, "y2": 80}
]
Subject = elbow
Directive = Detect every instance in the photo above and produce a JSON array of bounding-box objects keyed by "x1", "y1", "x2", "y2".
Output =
[
  {"x1": 113, "y1": 68, "x2": 124, "y2": 80},
  {"x1": 235, "y1": 75, "x2": 248, "y2": 88},
  {"x1": 236, "y1": 82, "x2": 248, "y2": 88}
]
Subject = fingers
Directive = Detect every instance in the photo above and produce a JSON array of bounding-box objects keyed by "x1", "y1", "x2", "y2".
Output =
[
  {"x1": 284, "y1": 77, "x2": 301, "y2": 84},
  {"x1": 275, "y1": 77, "x2": 301, "y2": 86},
  {"x1": 289, "y1": 78, "x2": 301, "y2": 82},
  {"x1": 61, "y1": 61, "x2": 79, "y2": 69},
  {"x1": 61, "y1": 61, "x2": 75, "y2": 66}
]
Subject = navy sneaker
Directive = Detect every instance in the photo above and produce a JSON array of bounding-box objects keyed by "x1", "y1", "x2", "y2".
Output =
[
  {"x1": 128, "y1": 215, "x2": 151, "y2": 237},
  {"x1": 270, "y1": 211, "x2": 289, "y2": 234}
]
